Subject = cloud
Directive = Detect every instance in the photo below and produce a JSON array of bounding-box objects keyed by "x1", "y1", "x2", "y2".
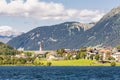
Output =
[
  {"x1": 0, "y1": 0, "x2": 105, "y2": 22},
  {"x1": 0, "y1": 26, "x2": 13, "y2": 32},
  {"x1": 0, "y1": 26, "x2": 22, "y2": 36}
]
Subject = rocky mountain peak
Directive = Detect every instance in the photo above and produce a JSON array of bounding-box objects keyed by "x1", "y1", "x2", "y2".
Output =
[
  {"x1": 102, "y1": 6, "x2": 120, "y2": 20},
  {"x1": 62, "y1": 22, "x2": 95, "y2": 31}
]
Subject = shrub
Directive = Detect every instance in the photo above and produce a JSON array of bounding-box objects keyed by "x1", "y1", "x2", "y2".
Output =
[
  {"x1": 17, "y1": 58, "x2": 27, "y2": 64},
  {"x1": 108, "y1": 56, "x2": 115, "y2": 60},
  {"x1": 33, "y1": 58, "x2": 40, "y2": 65},
  {"x1": 95, "y1": 54, "x2": 100, "y2": 60},
  {"x1": 111, "y1": 62, "x2": 116, "y2": 66},
  {"x1": 75, "y1": 54, "x2": 80, "y2": 60},
  {"x1": 47, "y1": 62, "x2": 52, "y2": 66},
  {"x1": 90, "y1": 54, "x2": 94, "y2": 60}
]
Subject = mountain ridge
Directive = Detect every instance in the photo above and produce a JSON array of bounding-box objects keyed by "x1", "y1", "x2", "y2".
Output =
[
  {"x1": 8, "y1": 6, "x2": 120, "y2": 50},
  {"x1": 7, "y1": 22, "x2": 95, "y2": 50}
]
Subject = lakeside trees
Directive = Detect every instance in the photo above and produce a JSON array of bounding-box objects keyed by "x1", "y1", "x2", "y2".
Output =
[
  {"x1": 95, "y1": 54, "x2": 100, "y2": 60},
  {"x1": 108, "y1": 56, "x2": 115, "y2": 60},
  {"x1": 57, "y1": 48, "x2": 65, "y2": 57},
  {"x1": 56, "y1": 47, "x2": 101, "y2": 61}
]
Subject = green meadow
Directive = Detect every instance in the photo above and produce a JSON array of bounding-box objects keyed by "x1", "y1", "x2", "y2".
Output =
[
  {"x1": 39, "y1": 59, "x2": 120, "y2": 66},
  {"x1": 1, "y1": 59, "x2": 120, "y2": 66}
]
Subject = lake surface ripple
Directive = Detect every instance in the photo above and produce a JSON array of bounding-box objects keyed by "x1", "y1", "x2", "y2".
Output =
[{"x1": 0, "y1": 66, "x2": 120, "y2": 80}]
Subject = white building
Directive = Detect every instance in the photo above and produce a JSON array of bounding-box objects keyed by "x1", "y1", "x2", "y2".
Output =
[
  {"x1": 17, "y1": 47, "x2": 24, "y2": 51},
  {"x1": 112, "y1": 52, "x2": 120, "y2": 61}
]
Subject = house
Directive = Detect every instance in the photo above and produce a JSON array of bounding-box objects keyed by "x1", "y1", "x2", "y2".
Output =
[
  {"x1": 46, "y1": 54, "x2": 57, "y2": 60},
  {"x1": 99, "y1": 49, "x2": 111, "y2": 60},
  {"x1": 34, "y1": 51, "x2": 47, "y2": 58},
  {"x1": 86, "y1": 47, "x2": 99, "y2": 59},
  {"x1": 112, "y1": 52, "x2": 120, "y2": 61},
  {"x1": 46, "y1": 51, "x2": 61, "y2": 60},
  {"x1": 15, "y1": 53, "x2": 27, "y2": 58},
  {"x1": 17, "y1": 47, "x2": 24, "y2": 51}
]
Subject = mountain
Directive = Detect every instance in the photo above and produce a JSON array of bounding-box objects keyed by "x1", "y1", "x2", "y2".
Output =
[
  {"x1": 62, "y1": 6, "x2": 120, "y2": 48},
  {"x1": 83, "y1": 6, "x2": 120, "y2": 47},
  {"x1": 0, "y1": 36, "x2": 14, "y2": 43},
  {"x1": 7, "y1": 22, "x2": 95, "y2": 50},
  {"x1": 0, "y1": 26, "x2": 23, "y2": 43},
  {"x1": 0, "y1": 34, "x2": 22, "y2": 43},
  {"x1": 8, "y1": 6, "x2": 120, "y2": 50}
]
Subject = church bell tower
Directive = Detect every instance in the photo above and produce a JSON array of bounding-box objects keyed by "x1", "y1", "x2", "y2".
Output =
[{"x1": 39, "y1": 42, "x2": 42, "y2": 51}]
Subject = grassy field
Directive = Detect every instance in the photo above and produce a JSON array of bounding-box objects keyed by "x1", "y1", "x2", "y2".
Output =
[
  {"x1": 1, "y1": 59, "x2": 120, "y2": 66},
  {"x1": 40, "y1": 59, "x2": 97, "y2": 66},
  {"x1": 39, "y1": 59, "x2": 120, "y2": 66}
]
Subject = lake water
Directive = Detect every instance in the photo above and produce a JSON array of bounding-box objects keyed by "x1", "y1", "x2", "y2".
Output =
[{"x1": 0, "y1": 66, "x2": 120, "y2": 80}]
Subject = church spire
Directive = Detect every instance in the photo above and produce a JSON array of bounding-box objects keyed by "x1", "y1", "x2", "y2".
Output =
[{"x1": 39, "y1": 42, "x2": 42, "y2": 51}]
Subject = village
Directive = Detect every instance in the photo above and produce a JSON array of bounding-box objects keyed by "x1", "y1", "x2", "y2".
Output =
[
  {"x1": 16, "y1": 42, "x2": 120, "y2": 64},
  {"x1": 0, "y1": 40, "x2": 120, "y2": 66}
]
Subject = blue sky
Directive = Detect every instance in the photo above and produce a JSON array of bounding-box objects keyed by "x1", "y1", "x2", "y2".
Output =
[
  {"x1": 0, "y1": 0, "x2": 120, "y2": 32},
  {"x1": 43, "y1": 0, "x2": 120, "y2": 10}
]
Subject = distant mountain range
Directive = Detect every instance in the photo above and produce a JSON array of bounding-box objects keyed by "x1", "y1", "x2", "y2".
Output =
[
  {"x1": 7, "y1": 6, "x2": 120, "y2": 50},
  {"x1": 0, "y1": 29, "x2": 23, "y2": 43},
  {"x1": 0, "y1": 36, "x2": 14, "y2": 43}
]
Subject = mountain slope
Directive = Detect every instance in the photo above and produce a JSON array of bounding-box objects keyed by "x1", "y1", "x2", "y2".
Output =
[
  {"x1": 7, "y1": 22, "x2": 95, "y2": 50},
  {"x1": 0, "y1": 42, "x2": 18, "y2": 55},
  {"x1": 84, "y1": 6, "x2": 120, "y2": 47}
]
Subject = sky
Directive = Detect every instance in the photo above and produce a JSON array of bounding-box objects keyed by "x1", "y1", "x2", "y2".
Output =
[{"x1": 0, "y1": 0, "x2": 120, "y2": 33}]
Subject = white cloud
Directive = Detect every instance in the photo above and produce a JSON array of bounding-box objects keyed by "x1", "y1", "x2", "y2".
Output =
[
  {"x1": 0, "y1": 26, "x2": 22, "y2": 36},
  {"x1": 0, "y1": 0, "x2": 105, "y2": 22},
  {"x1": 0, "y1": 26, "x2": 13, "y2": 32}
]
